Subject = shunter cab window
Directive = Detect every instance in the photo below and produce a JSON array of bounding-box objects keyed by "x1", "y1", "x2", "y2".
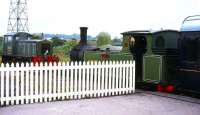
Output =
[{"x1": 41, "y1": 43, "x2": 51, "y2": 56}]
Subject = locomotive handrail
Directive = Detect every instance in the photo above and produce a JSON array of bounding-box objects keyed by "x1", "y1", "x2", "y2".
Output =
[
  {"x1": 181, "y1": 15, "x2": 200, "y2": 31},
  {"x1": 181, "y1": 15, "x2": 200, "y2": 25},
  {"x1": 179, "y1": 68, "x2": 200, "y2": 73}
]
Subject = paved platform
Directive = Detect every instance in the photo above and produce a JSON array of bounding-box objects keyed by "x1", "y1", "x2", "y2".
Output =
[{"x1": 0, "y1": 91, "x2": 200, "y2": 115}]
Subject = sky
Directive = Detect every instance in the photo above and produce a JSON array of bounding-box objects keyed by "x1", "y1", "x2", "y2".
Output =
[{"x1": 0, "y1": 0, "x2": 200, "y2": 38}]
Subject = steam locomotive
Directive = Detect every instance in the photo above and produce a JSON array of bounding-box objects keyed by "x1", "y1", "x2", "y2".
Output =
[
  {"x1": 2, "y1": 32, "x2": 59, "y2": 63},
  {"x1": 70, "y1": 16, "x2": 200, "y2": 95}
]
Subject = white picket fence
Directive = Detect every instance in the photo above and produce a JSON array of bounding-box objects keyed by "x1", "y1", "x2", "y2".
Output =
[{"x1": 0, "y1": 61, "x2": 135, "y2": 106}]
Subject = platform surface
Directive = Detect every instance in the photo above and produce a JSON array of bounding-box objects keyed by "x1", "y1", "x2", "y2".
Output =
[{"x1": 0, "y1": 91, "x2": 200, "y2": 115}]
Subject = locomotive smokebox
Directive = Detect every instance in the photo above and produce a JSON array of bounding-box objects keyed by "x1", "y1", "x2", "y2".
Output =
[{"x1": 70, "y1": 27, "x2": 97, "y2": 61}]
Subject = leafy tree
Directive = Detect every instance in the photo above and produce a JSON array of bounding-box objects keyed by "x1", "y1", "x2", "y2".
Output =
[
  {"x1": 96, "y1": 32, "x2": 111, "y2": 46},
  {"x1": 51, "y1": 37, "x2": 65, "y2": 47},
  {"x1": 32, "y1": 35, "x2": 43, "y2": 40}
]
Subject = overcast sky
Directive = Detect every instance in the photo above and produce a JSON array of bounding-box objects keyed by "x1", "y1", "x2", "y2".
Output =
[{"x1": 0, "y1": 0, "x2": 200, "y2": 38}]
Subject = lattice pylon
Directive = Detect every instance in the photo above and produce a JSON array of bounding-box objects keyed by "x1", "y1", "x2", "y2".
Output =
[{"x1": 7, "y1": 0, "x2": 29, "y2": 33}]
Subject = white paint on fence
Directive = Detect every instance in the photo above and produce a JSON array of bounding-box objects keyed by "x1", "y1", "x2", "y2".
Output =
[{"x1": 0, "y1": 61, "x2": 135, "y2": 106}]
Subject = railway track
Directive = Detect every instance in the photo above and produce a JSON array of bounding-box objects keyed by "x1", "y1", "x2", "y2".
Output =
[{"x1": 136, "y1": 89, "x2": 200, "y2": 104}]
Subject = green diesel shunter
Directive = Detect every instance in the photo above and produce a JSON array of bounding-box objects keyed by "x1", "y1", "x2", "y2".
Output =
[{"x1": 2, "y1": 32, "x2": 54, "y2": 63}]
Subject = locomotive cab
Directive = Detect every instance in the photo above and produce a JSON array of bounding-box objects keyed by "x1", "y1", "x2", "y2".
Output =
[{"x1": 121, "y1": 31, "x2": 152, "y2": 82}]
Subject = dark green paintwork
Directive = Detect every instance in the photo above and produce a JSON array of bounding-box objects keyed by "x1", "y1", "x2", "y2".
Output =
[{"x1": 143, "y1": 55, "x2": 162, "y2": 83}]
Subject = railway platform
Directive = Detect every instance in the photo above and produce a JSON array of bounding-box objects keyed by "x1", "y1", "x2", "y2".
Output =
[{"x1": 0, "y1": 90, "x2": 200, "y2": 115}]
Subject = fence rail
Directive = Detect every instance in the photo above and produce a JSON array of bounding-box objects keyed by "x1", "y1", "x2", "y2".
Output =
[{"x1": 0, "y1": 61, "x2": 135, "y2": 106}]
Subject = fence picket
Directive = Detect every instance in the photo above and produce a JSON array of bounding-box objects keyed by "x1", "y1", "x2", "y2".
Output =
[
  {"x1": 30, "y1": 63, "x2": 34, "y2": 103},
  {"x1": 90, "y1": 62, "x2": 94, "y2": 97},
  {"x1": 35, "y1": 63, "x2": 39, "y2": 103},
  {"x1": 111, "y1": 61, "x2": 115, "y2": 95},
  {"x1": 66, "y1": 62, "x2": 69, "y2": 99},
  {"x1": 86, "y1": 61, "x2": 90, "y2": 97},
  {"x1": 70, "y1": 62, "x2": 74, "y2": 99},
  {"x1": 15, "y1": 63, "x2": 20, "y2": 105},
  {"x1": 93, "y1": 61, "x2": 97, "y2": 97},
  {"x1": 6, "y1": 63, "x2": 10, "y2": 105},
  {"x1": 21, "y1": 63, "x2": 25, "y2": 104},
  {"x1": 10, "y1": 63, "x2": 14, "y2": 105},
  {"x1": 78, "y1": 62, "x2": 82, "y2": 99},
  {"x1": 97, "y1": 61, "x2": 101, "y2": 97},
  {"x1": 74, "y1": 62, "x2": 78, "y2": 99},
  {"x1": 61, "y1": 62, "x2": 65, "y2": 100},
  {"x1": 82, "y1": 61, "x2": 86, "y2": 98},
  {"x1": 39, "y1": 65, "x2": 43, "y2": 102},
  {"x1": 101, "y1": 61, "x2": 105, "y2": 97},
  {"x1": 132, "y1": 61, "x2": 135, "y2": 92},
  {"x1": 108, "y1": 61, "x2": 112, "y2": 96},
  {"x1": 0, "y1": 64, "x2": 4, "y2": 106}
]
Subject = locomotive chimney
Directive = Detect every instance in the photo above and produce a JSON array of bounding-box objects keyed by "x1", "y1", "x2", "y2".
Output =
[{"x1": 79, "y1": 27, "x2": 88, "y2": 45}]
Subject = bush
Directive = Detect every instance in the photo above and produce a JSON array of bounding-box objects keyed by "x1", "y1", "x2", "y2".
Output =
[{"x1": 53, "y1": 41, "x2": 78, "y2": 61}]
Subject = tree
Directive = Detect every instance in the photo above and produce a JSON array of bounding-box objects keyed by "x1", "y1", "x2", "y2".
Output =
[
  {"x1": 96, "y1": 32, "x2": 111, "y2": 46},
  {"x1": 51, "y1": 37, "x2": 65, "y2": 47},
  {"x1": 32, "y1": 35, "x2": 42, "y2": 40}
]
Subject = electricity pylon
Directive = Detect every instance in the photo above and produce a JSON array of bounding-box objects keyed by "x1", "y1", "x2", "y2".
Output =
[{"x1": 7, "y1": 0, "x2": 29, "y2": 33}]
